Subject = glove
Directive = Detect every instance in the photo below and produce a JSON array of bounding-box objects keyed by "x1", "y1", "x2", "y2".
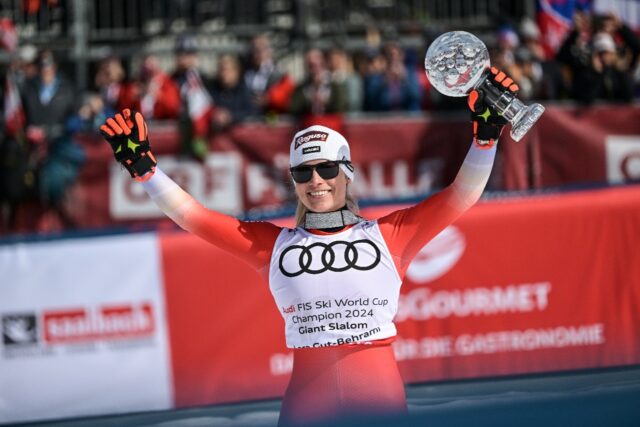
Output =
[
  {"x1": 467, "y1": 67, "x2": 519, "y2": 148},
  {"x1": 100, "y1": 109, "x2": 157, "y2": 181}
]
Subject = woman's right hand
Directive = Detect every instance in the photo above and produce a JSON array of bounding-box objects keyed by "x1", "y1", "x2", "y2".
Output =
[{"x1": 100, "y1": 108, "x2": 157, "y2": 181}]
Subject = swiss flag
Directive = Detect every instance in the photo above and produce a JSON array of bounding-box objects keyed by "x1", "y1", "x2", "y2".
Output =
[{"x1": 537, "y1": 0, "x2": 593, "y2": 57}]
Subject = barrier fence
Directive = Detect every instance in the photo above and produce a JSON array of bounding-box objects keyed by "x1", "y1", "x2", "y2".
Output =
[
  {"x1": 57, "y1": 103, "x2": 640, "y2": 232},
  {"x1": 2, "y1": 183, "x2": 640, "y2": 423}
]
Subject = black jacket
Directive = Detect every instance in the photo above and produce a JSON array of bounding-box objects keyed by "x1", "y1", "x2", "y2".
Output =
[{"x1": 21, "y1": 75, "x2": 75, "y2": 140}]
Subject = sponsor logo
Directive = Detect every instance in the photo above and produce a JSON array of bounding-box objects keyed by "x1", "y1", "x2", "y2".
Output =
[
  {"x1": 282, "y1": 305, "x2": 296, "y2": 314},
  {"x1": 406, "y1": 226, "x2": 465, "y2": 284},
  {"x1": 279, "y1": 240, "x2": 381, "y2": 277},
  {"x1": 294, "y1": 131, "x2": 329, "y2": 149},
  {"x1": 43, "y1": 304, "x2": 155, "y2": 344},
  {"x1": 2, "y1": 303, "x2": 156, "y2": 358},
  {"x1": 605, "y1": 136, "x2": 640, "y2": 183},
  {"x1": 396, "y1": 282, "x2": 552, "y2": 322},
  {"x1": 2, "y1": 314, "x2": 38, "y2": 346},
  {"x1": 393, "y1": 323, "x2": 605, "y2": 360},
  {"x1": 302, "y1": 146, "x2": 321, "y2": 155},
  {"x1": 620, "y1": 153, "x2": 640, "y2": 180}
]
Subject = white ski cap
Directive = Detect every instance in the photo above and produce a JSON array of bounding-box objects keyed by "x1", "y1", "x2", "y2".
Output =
[
  {"x1": 593, "y1": 32, "x2": 616, "y2": 53},
  {"x1": 289, "y1": 125, "x2": 354, "y2": 181}
]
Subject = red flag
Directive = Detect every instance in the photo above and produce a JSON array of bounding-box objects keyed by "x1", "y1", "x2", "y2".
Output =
[
  {"x1": 5, "y1": 72, "x2": 26, "y2": 139},
  {"x1": 0, "y1": 18, "x2": 18, "y2": 52},
  {"x1": 537, "y1": 0, "x2": 593, "y2": 57},
  {"x1": 184, "y1": 69, "x2": 213, "y2": 137},
  {"x1": 23, "y1": 0, "x2": 40, "y2": 14}
]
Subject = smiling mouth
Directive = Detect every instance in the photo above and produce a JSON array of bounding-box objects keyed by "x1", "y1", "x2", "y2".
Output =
[{"x1": 308, "y1": 190, "x2": 330, "y2": 197}]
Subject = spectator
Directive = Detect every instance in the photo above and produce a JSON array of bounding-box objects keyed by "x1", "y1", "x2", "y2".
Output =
[
  {"x1": 495, "y1": 25, "x2": 520, "y2": 69},
  {"x1": 594, "y1": 12, "x2": 640, "y2": 94},
  {"x1": 244, "y1": 34, "x2": 295, "y2": 114},
  {"x1": 363, "y1": 41, "x2": 421, "y2": 112},
  {"x1": 290, "y1": 48, "x2": 347, "y2": 128},
  {"x1": 511, "y1": 48, "x2": 540, "y2": 100},
  {"x1": 209, "y1": 53, "x2": 255, "y2": 132},
  {"x1": 557, "y1": 10, "x2": 599, "y2": 103},
  {"x1": 515, "y1": 18, "x2": 565, "y2": 100},
  {"x1": 120, "y1": 54, "x2": 181, "y2": 119},
  {"x1": 12, "y1": 44, "x2": 38, "y2": 91},
  {"x1": 587, "y1": 32, "x2": 635, "y2": 102},
  {"x1": 327, "y1": 46, "x2": 363, "y2": 112},
  {"x1": 519, "y1": 17, "x2": 547, "y2": 62},
  {"x1": 491, "y1": 20, "x2": 562, "y2": 100},
  {"x1": 557, "y1": 10, "x2": 640, "y2": 103},
  {"x1": 489, "y1": 26, "x2": 535, "y2": 100},
  {"x1": 20, "y1": 49, "x2": 84, "y2": 229},
  {"x1": 66, "y1": 92, "x2": 114, "y2": 134},
  {"x1": 0, "y1": 42, "x2": 34, "y2": 232},
  {"x1": 172, "y1": 35, "x2": 213, "y2": 161},
  {"x1": 94, "y1": 55, "x2": 129, "y2": 112},
  {"x1": 22, "y1": 50, "x2": 74, "y2": 144}
]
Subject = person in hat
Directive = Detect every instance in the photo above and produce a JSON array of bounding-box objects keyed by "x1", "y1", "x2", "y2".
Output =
[
  {"x1": 244, "y1": 34, "x2": 295, "y2": 115},
  {"x1": 557, "y1": 10, "x2": 639, "y2": 104},
  {"x1": 585, "y1": 31, "x2": 635, "y2": 102},
  {"x1": 100, "y1": 67, "x2": 518, "y2": 426}
]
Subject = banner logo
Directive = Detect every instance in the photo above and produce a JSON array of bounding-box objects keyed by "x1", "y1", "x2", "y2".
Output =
[
  {"x1": 406, "y1": 226, "x2": 465, "y2": 284},
  {"x1": 43, "y1": 304, "x2": 155, "y2": 344},
  {"x1": 396, "y1": 282, "x2": 552, "y2": 322},
  {"x1": 606, "y1": 136, "x2": 640, "y2": 183},
  {"x1": 2, "y1": 314, "x2": 38, "y2": 346},
  {"x1": 2, "y1": 303, "x2": 156, "y2": 358},
  {"x1": 279, "y1": 239, "x2": 381, "y2": 277}
]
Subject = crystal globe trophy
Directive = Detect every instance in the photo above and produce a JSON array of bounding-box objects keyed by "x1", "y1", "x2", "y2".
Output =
[{"x1": 424, "y1": 31, "x2": 545, "y2": 142}]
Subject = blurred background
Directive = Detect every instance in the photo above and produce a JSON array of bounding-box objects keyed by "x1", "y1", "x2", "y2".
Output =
[{"x1": 0, "y1": 0, "x2": 639, "y2": 426}]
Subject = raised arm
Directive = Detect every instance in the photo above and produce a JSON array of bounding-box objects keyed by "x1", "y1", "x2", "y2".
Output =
[
  {"x1": 378, "y1": 142, "x2": 496, "y2": 277},
  {"x1": 100, "y1": 109, "x2": 281, "y2": 273},
  {"x1": 378, "y1": 68, "x2": 519, "y2": 277},
  {"x1": 142, "y1": 168, "x2": 281, "y2": 272}
]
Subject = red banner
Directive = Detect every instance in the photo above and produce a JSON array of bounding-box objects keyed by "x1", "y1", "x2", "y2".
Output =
[
  {"x1": 159, "y1": 185, "x2": 640, "y2": 407},
  {"x1": 59, "y1": 104, "x2": 640, "y2": 233},
  {"x1": 502, "y1": 104, "x2": 640, "y2": 189}
]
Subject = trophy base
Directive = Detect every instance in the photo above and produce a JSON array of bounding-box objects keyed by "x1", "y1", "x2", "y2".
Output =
[{"x1": 510, "y1": 103, "x2": 545, "y2": 142}]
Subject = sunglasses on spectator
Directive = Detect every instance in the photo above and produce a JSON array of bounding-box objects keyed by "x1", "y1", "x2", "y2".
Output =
[{"x1": 290, "y1": 161, "x2": 352, "y2": 183}]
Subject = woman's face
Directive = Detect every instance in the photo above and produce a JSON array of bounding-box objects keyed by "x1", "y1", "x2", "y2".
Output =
[{"x1": 294, "y1": 159, "x2": 349, "y2": 213}]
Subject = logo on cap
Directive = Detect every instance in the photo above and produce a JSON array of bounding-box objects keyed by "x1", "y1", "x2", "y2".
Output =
[
  {"x1": 294, "y1": 131, "x2": 329, "y2": 149},
  {"x1": 302, "y1": 146, "x2": 321, "y2": 154}
]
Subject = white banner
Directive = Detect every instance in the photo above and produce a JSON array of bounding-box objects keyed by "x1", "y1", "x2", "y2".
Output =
[
  {"x1": 0, "y1": 233, "x2": 173, "y2": 424},
  {"x1": 605, "y1": 135, "x2": 640, "y2": 183},
  {"x1": 109, "y1": 153, "x2": 243, "y2": 219}
]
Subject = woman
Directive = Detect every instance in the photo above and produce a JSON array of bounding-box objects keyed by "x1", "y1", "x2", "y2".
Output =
[{"x1": 100, "y1": 68, "x2": 518, "y2": 426}]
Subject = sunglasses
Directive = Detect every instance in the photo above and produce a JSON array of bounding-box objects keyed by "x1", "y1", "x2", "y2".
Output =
[{"x1": 290, "y1": 161, "x2": 352, "y2": 183}]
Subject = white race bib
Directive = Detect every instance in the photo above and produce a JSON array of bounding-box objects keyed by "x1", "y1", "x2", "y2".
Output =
[{"x1": 269, "y1": 221, "x2": 402, "y2": 348}]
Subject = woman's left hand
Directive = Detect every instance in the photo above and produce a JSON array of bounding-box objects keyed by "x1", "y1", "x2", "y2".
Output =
[{"x1": 467, "y1": 67, "x2": 519, "y2": 147}]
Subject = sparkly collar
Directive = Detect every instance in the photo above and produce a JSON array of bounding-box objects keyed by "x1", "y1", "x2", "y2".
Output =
[{"x1": 303, "y1": 209, "x2": 363, "y2": 231}]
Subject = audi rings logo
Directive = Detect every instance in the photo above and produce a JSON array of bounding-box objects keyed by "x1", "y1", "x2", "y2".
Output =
[{"x1": 279, "y1": 239, "x2": 381, "y2": 277}]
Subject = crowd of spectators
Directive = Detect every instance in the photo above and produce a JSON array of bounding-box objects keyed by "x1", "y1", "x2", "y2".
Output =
[{"x1": 0, "y1": 10, "x2": 639, "y2": 234}]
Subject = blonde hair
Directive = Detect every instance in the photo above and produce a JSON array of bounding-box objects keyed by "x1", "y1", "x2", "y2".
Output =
[{"x1": 295, "y1": 186, "x2": 359, "y2": 227}]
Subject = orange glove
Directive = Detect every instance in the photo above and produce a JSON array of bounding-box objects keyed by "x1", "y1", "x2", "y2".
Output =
[
  {"x1": 100, "y1": 109, "x2": 157, "y2": 181},
  {"x1": 468, "y1": 67, "x2": 519, "y2": 148}
]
